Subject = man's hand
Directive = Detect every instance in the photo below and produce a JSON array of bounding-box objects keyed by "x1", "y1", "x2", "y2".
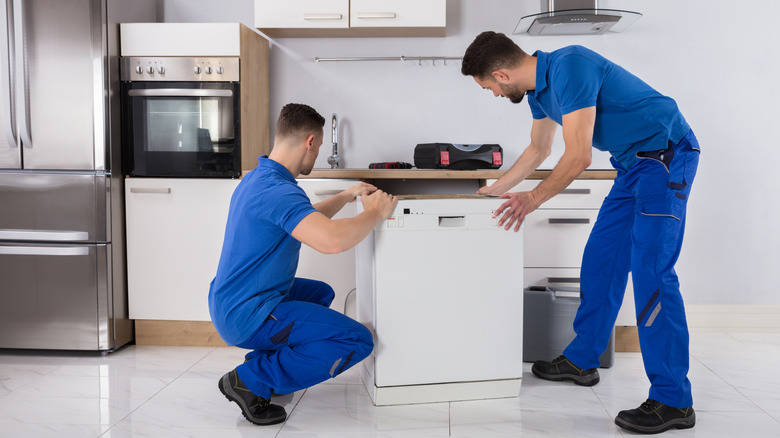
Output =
[
  {"x1": 494, "y1": 191, "x2": 540, "y2": 232},
  {"x1": 477, "y1": 183, "x2": 505, "y2": 196},
  {"x1": 361, "y1": 189, "x2": 398, "y2": 220},
  {"x1": 344, "y1": 182, "x2": 377, "y2": 202}
]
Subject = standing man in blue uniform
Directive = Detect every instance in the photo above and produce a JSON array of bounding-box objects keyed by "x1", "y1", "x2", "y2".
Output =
[
  {"x1": 461, "y1": 32, "x2": 699, "y2": 434},
  {"x1": 209, "y1": 103, "x2": 397, "y2": 426}
]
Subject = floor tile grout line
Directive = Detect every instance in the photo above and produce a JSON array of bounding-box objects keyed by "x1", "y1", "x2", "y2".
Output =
[
  {"x1": 690, "y1": 352, "x2": 770, "y2": 414},
  {"x1": 448, "y1": 401, "x2": 452, "y2": 436},
  {"x1": 275, "y1": 387, "x2": 309, "y2": 437},
  {"x1": 97, "y1": 346, "x2": 218, "y2": 438}
]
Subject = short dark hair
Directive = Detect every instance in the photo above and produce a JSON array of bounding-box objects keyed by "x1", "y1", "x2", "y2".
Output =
[
  {"x1": 276, "y1": 103, "x2": 325, "y2": 142},
  {"x1": 461, "y1": 31, "x2": 527, "y2": 78}
]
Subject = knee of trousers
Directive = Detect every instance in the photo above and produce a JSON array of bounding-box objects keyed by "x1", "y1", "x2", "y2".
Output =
[
  {"x1": 351, "y1": 323, "x2": 375, "y2": 362},
  {"x1": 308, "y1": 281, "x2": 335, "y2": 306},
  {"x1": 320, "y1": 283, "x2": 336, "y2": 305}
]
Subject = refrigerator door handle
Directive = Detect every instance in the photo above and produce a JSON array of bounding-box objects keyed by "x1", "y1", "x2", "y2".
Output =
[
  {"x1": 0, "y1": 246, "x2": 90, "y2": 256},
  {"x1": 0, "y1": 0, "x2": 18, "y2": 149},
  {"x1": 12, "y1": 0, "x2": 31, "y2": 149},
  {"x1": 0, "y1": 229, "x2": 90, "y2": 241}
]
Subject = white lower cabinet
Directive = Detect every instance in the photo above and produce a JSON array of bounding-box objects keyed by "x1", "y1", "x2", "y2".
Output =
[
  {"x1": 126, "y1": 178, "x2": 362, "y2": 322},
  {"x1": 296, "y1": 179, "x2": 360, "y2": 316},
  {"x1": 491, "y1": 178, "x2": 635, "y2": 326},
  {"x1": 125, "y1": 178, "x2": 239, "y2": 321}
]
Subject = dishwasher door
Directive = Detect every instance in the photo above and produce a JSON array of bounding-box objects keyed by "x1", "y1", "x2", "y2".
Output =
[{"x1": 359, "y1": 197, "x2": 524, "y2": 388}]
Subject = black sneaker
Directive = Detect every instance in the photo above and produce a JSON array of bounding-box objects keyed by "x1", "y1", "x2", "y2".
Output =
[
  {"x1": 615, "y1": 399, "x2": 695, "y2": 434},
  {"x1": 218, "y1": 369, "x2": 287, "y2": 426},
  {"x1": 531, "y1": 355, "x2": 600, "y2": 386}
]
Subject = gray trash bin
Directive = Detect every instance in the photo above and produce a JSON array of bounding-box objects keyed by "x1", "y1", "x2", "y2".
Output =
[{"x1": 523, "y1": 286, "x2": 615, "y2": 368}]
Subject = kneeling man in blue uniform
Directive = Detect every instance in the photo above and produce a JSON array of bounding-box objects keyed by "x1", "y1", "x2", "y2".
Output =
[{"x1": 209, "y1": 103, "x2": 397, "y2": 425}]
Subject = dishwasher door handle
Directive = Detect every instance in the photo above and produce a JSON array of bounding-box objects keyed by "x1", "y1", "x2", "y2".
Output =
[{"x1": 438, "y1": 216, "x2": 465, "y2": 227}]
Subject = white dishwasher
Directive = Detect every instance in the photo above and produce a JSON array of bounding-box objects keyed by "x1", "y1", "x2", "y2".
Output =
[{"x1": 356, "y1": 195, "x2": 523, "y2": 405}]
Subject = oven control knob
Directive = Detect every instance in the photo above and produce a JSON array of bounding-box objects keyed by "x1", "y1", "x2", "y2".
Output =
[
  {"x1": 135, "y1": 66, "x2": 143, "y2": 74},
  {"x1": 147, "y1": 66, "x2": 155, "y2": 74},
  {"x1": 193, "y1": 66, "x2": 202, "y2": 74},
  {"x1": 205, "y1": 66, "x2": 213, "y2": 74},
  {"x1": 158, "y1": 66, "x2": 166, "y2": 75},
  {"x1": 216, "y1": 66, "x2": 224, "y2": 75}
]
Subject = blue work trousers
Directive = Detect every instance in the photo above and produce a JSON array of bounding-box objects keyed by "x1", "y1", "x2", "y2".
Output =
[
  {"x1": 235, "y1": 278, "x2": 373, "y2": 399},
  {"x1": 563, "y1": 130, "x2": 700, "y2": 409}
]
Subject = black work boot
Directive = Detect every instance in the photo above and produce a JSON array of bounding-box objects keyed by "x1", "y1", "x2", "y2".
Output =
[
  {"x1": 531, "y1": 355, "x2": 600, "y2": 386},
  {"x1": 218, "y1": 369, "x2": 287, "y2": 426},
  {"x1": 615, "y1": 399, "x2": 695, "y2": 434}
]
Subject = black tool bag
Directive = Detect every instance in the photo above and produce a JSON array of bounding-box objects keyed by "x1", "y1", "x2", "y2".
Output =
[{"x1": 413, "y1": 143, "x2": 503, "y2": 170}]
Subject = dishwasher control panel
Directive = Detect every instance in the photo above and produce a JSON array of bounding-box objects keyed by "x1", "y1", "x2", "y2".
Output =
[{"x1": 379, "y1": 198, "x2": 507, "y2": 231}]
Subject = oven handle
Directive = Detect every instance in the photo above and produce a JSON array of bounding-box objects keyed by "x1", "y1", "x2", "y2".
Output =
[{"x1": 127, "y1": 89, "x2": 234, "y2": 98}]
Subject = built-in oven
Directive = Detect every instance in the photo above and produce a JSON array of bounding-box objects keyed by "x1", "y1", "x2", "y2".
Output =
[{"x1": 120, "y1": 57, "x2": 241, "y2": 178}]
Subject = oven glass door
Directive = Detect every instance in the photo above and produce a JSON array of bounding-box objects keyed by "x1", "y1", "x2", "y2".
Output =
[{"x1": 122, "y1": 82, "x2": 240, "y2": 178}]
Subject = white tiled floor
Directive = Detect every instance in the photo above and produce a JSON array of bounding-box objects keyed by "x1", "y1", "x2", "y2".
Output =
[{"x1": 1, "y1": 328, "x2": 779, "y2": 437}]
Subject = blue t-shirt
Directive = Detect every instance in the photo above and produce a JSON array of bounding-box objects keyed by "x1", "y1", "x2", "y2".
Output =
[
  {"x1": 208, "y1": 156, "x2": 317, "y2": 345},
  {"x1": 527, "y1": 45, "x2": 691, "y2": 168}
]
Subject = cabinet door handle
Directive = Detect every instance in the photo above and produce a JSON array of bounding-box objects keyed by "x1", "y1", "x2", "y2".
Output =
[
  {"x1": 130, "y1": 187, "x2": 171, "y2": 194},
  {"x1": 313, "y1": 189, "x2": 343, "y2": 197},
  {"x1": 560, "y1": 188, "x2": 591, "y2": 195},
  {"x1": 548, "y1": 218, "x2": 590, "y2": 224},
  {"x1": 356, "y1": 12, "x2": 397, "y2": 19},
  {"x1": 303, "y1": 13, "x2": 343, "y2": 21},
  {"x1": 547, "y1": 277, "x2": 580, "y2": 284}
]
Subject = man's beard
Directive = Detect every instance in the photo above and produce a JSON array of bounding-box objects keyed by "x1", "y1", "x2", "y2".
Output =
[
  {"x1": 500, "y1": 83, "x2": 526, "y2": 104},
  {"x1": 508, "y1": 92, "x2": 525, "y2": 104},
  {"x1": 300, "y1": 164, "x2": 313, "y2": 175}
]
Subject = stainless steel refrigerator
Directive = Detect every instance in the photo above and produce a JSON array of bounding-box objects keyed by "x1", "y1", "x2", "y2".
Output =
[{"x1": 0, "y1": 0, "x2": 157, "y2": 351}]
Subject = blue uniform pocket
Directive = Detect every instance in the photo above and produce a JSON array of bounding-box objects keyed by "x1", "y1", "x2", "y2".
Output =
[{"x1": 638, "y1": 199, "x2": 685, "y2": 221}]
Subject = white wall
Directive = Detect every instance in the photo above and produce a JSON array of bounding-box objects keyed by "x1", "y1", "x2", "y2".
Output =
[{"x1": 162, "y1": 0, "x2": 780, "y2": 306}]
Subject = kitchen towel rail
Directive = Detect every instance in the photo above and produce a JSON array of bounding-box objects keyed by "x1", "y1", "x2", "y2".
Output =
[{"x1": 315, "y1": 55, "x2": 462, "y2": 66}]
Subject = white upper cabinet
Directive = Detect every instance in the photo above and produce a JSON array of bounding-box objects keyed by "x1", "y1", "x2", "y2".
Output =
[
  {"x1": 350, "y1": 0, "x2": 446, "y2": 29},
  {"x1": 255, "y1": 0, "x2": 446, "y2": 37},
  {"x1": 255, "y1": 0, "x2": 349, "y2": 30}
]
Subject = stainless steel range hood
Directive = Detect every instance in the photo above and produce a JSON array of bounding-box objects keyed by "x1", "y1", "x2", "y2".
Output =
[{"x1": 514, "y1": 0, "x2": 641, "y2": 36}]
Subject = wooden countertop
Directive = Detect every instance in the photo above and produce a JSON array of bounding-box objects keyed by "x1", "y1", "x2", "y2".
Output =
[{"x1": 299, "y1": 169, "x2": 617, "y2": 180}]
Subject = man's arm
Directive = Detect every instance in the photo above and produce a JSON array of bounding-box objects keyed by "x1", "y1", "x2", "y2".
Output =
[
  {"x1": 477, "y1": 117, "x2": 558, "y2": 195},
  {"x1": 313, "y1": 182, "x2": 377, "y2": 219},
  {"x1": 494, "y1": 106, "x2": 595, "y2": 232},
  {"x1": 291, "y1": 190, "x2": 397, "y2": 254}
]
